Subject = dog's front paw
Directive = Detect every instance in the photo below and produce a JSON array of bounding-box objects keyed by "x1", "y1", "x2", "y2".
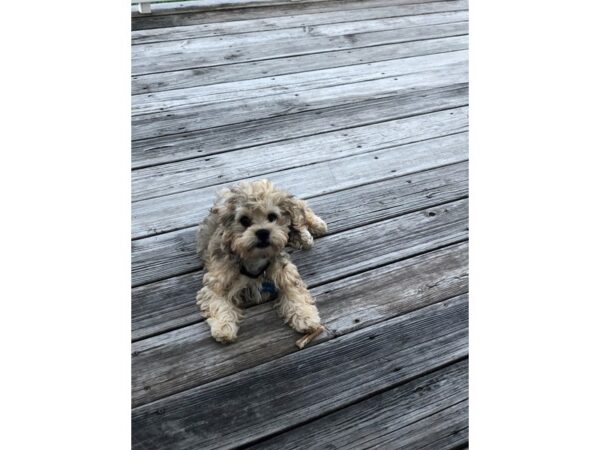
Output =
[
  {"x1": 289, "y1": 308, "x2": 321, "y2": 334},
  {"x1": 208, "y1": 319, "x2": 238, "y2": 344},
  {"x1": 296, "y1": 228, "x2": 314, "y2": 249},
  {"x1": 308, "y1": 216, "x2": 327, "y2": 237}
]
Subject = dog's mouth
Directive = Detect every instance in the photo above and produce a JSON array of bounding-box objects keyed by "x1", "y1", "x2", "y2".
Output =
[{"x1": 255, "y1": 242, "x2": 270, "y2": 249}]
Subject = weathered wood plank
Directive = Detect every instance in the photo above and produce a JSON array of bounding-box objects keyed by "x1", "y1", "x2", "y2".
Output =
[
  {"x1": 132, "y1": 84, "x2": 467, "y2": 168},
  {"x1": 132, "y1": 132, "x2": 468, "y2": 238},
  {"x1": 248, "y1": 359, "x2": 468, "y2": 450},
  {"x1": 131, "y1": 0, "x2": 355, "y2": 18},
  {"x1": 132, "y1": 294, "x2": 468, "y2": 447},
  {"x1": 132, "y1": 105, "x2": 467, "y2": 201},
  {"x1": 133, "y1": 58, "x2": 467, "y2": 139},
  {"x1": 133, "y1": 1, "x2": 467, "y2": 44},
  {"x1": 132, "y1": 50, "x2": 467, "y2": 116},
  {"x1": 133, "y1": 11, "x2": 467, "y2": 59},
  {"x1": 133, "y1": 35, "x2": 467, "y2": 95},
  {"x1": 132, "y1": 19, "x2": 467, "y2": 75},
  {"x1": 360, "y1": 400, "x2": 468, "y2": 450},
  {"x1": 132, "y1": 241, "x2": 468, "y2": 405},
  {"x1": 132, "y1": 161, "x2": 468, "y2": 286},
  {"x1": 412, "y1": 415, "x2": 468, "y2": 450},
  {"x1": 132, "y1": 0, "x2": 443, "y2": 29}
]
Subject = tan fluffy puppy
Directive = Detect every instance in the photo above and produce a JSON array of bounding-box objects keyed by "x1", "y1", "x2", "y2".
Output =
[{"x1": 196, "y1": 179, "x2": 327, "y2": 344}]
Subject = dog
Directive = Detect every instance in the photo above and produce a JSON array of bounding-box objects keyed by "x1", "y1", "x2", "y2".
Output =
[{"x1": 196, "y1": 179, "x2": 327, "y2": 344}]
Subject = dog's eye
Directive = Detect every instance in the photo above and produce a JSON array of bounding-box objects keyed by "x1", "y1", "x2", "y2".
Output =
[
  {"x1": 267, "y1": 213, "x2": 278, "y2": 222},
  {"x1": 240, "y1": 216, "x2": 252, "y2": 227}
]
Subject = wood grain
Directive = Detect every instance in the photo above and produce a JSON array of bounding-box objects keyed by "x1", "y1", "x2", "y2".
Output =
[
  {"x1": 131, "y1": 294, "x2": 468, "y2": 448},
  {"x1": 132, "y1": 0, "x2": 445, "y2": 28},
  {"x1": 132, "y1": 105, "x2": 467, "y2": 201},
  {"x1": 132, "y1": 50, "x2": 467, "y2": 115},
  {"x1": 132, "y1": 132, "x2": 468, "y2": 238},
  {"x1": 132, "y1": 53, "x2": 467, "y2": 139},
  {"x1": 132, "y1": 84, "x2": 467, "y2": 168},
  {"x1": 131, "y1": 0, "x2": 332, "y2": 17},
  {"x1": 133, "y1": 1, "x2": 467, "y2": 44},
  {"x1": 131, "y1": 161, "x2": 468, "y2": 286},
  {"x1": 132, "y1": 18, "x2": 467, "y2": 75},
  {"x1": 248, "y1": 359, "x2": 468, "y2": 449},
  {"x1": 132, "y1": 242, "x2": 468, "y2": 406},
  {"x1": 133, "y1": 11, "x2": 467, "y2": 56},
  {"x1": 132, "y1": 35, "x2": 467, "y2": 95}
]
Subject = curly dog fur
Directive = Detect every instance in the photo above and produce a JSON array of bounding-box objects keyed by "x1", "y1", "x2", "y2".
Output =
[{"x1": 196, "y1": 179, "x2": 327, "y2": 344}]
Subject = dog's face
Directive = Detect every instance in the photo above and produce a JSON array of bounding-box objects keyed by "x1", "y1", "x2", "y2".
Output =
[
  {"x1": 216, "y1": 180, "x2": 301, "y2": 260},
  {"x1": 229, "y1": 201, "x2": 290, "y2": 259}
]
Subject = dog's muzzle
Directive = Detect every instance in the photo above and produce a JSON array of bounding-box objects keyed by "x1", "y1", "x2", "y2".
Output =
[{"x1": 255, "y1": 229, "x2": 270, "y2": 248}]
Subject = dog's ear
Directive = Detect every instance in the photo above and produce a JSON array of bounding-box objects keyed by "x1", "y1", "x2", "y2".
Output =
[
  {"x1": 211, "y1": 203, "x2": 235, "y2": 227},
  {"x1": 278, "y1": 193, "x2": 307, "y2": 229},
  {"x1": 212, "y1": 186, "x2": 245, "y2": 226},
  {"x1": 278, "y1": 192, "x2": 328, "y2": 243},
  {"x1": 277, "y1": 193, "x2": 315, "y2": 250}
]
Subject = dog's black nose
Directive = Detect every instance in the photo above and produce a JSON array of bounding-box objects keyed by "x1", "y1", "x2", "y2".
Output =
[{"x1": 255, "y1": 229, "x2": 270, "y2": 242}]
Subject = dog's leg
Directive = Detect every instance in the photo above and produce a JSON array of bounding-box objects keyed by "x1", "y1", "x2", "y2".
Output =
[
  {"x1": 304, "y1": 206, "x2": 328, "y2": 237},
  {"x1": 273, "y1": 262, "x2": 321, "y2": 334},
  {"x1": 288, "y1": 226, "x2": 314, "y2": 250},
  {"x1": 196, "y1": 286, "x2": 243, "y2": 344}
]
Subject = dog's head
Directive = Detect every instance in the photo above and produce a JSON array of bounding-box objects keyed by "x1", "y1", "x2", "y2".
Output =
[{"x1": 212, "y1": 179, "x2": 308, "y2": 259}]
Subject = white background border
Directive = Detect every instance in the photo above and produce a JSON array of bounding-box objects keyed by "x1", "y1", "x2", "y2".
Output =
[{"x1": 1, "y1": 0, "x2": 599, "y2": 448}]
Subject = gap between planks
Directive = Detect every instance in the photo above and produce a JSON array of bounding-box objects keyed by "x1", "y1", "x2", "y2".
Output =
[
  {"x1": 131, "y1": 241, "x2": 468, "y2": 406},
  {"x1": 132, "y1": 16, "x2": 468, "y2": 76},
  {"x1": 132, "y1": 0, "x2": 453, "y2": 28},
  {"x1": 132, "y1": 84, "x2": 467, "y2": 168},
  {"x1": 131, "y1": 160, "x2": 468, "y2": 287},
  {"x1": 132, "y1": 1, "x2": 468, "y2": 45},
  {"x1": 132, "y1": 50, "x2": 468, "y2": 116},
  {"x1": 132, "y1": 105, "x2": 468, "y2": 202},
  {"x1": 131, "y1": 132, "x2": 468, "y2": 239},
  {"x1": 132, "y1": 294, "x2": 468, "y2": 447},
  {"x1": 132, "y1": 59, "x2": 468, "y2": 140},
  {"x1": 132, "y1": 35, "x2": 468, "y2": 95},
  {"x1": 132, "y1": 0, "x2": 361, "y2": 18},
  {"x1": 242, "y1": 358, "x2": 468, "y2": 449}
]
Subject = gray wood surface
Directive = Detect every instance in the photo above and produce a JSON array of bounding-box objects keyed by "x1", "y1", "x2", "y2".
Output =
[
  {"x1": 133, "y1": 35, "x2": 467, "y2": 95},
  {"x1": 133, "y1": 1, "x2": 467, "y2": 44},
  {"x1": 132, "y1": 0, "x2": 444, "y2": 28},
  {"x1": 132, "y1": 161, "x2": 467, "y2": 287},
  {"x1": 133, "y1": 53, "x2": 467, "y2": 140},
  {"x1": 132, "y1": 18, "x2": 467, "y2": 76},
  {"x1": 363, "y1": 400, "x2": 468, "y2": 450},
  {"x1": 132, "y1": 84, "x2": 467, "y2": 168},
  {"x1": 132, "y1": 50, "x2": 467, "y2": 115},
  {"x1": 132, "y1": 132, "x2": 468, "y2": 238},
  {"x1": 133, "y1": 10, "x2": 467, "y2": 57},
  {"x1": 132, "y1": 243, "x2": 468, "y2": 406},
  {"x1": 248, "y1": 359, "x2": 468, "y2": 449},
  {"x1": 132, "y1": 0, "x2": 449, "y2": 22},
  {"x1": 132, "y1": 105, "x2": 467, "y2": 201},
  {"x1": 131, "y1": 0, "x2": 469, "y2": 445},
  {"x1": 131, "y1": 0, "x2": 332, "y2": 17},
  {"x1": 132, "y1": 295, "x2": 467, "y2": 448}
]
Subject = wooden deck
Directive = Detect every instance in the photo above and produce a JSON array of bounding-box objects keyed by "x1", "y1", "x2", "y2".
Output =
[{"x1": 131, "y1": 0, "x2": 468, "y2": 448}]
